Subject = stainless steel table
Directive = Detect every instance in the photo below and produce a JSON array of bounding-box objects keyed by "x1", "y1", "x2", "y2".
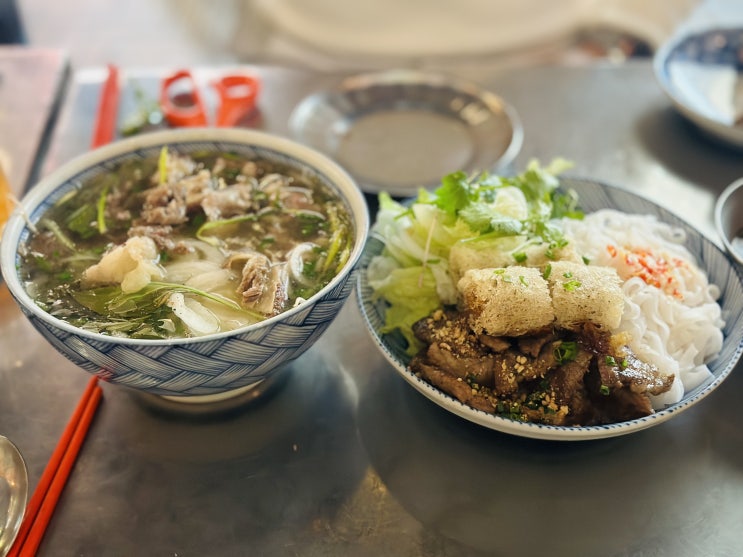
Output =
[{"x1": 3, "y1": 60, "x2": 743, "y2": 557}]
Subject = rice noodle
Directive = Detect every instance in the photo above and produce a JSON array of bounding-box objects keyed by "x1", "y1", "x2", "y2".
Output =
[{"x1": 561, "y1": 209, "x2": 724, "y2": 408}]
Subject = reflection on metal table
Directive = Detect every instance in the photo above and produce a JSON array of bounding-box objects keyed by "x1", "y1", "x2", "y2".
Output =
[
  {"x1": 3, "y1": 61, "x2": 743, "y2": 556},
  {"x1": 0, "y1": 47, "x2": 67, "y2": 196}
]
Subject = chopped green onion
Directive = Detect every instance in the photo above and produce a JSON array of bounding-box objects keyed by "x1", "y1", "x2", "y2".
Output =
[
  {"x1": 563, "y1": 280, "x2": 582, "y2": 291},
  {"x1": 96, "y1": 183, "x2": 109, "y2": 234},
  {"x1": 195, "y1": 213, "x2": 262, "y2": 245},
  {"x1": 158, "y1": 146, "x2": 168, "y2": 184},
  {"x1": 41, "y1": 218, "x2": 76, "y2": 252},
  {"x1": 259, "y1": 236, "x2": 275, "y2": 249},
  {"x1": 65, "y1": 204, "x2": 97, "y2": 239},
  {"x1": 554, "y1": 341, "x2": 578, "y2": 364},
  {"x1": 74, "y1": 281, "x2": 252, "y2": 317},
  {"x1": 320, "y1": 225, "x2": 346, "y2": 273},
  {"x1": 334, "y1": 241, "x2": 352, "y2": 275}
]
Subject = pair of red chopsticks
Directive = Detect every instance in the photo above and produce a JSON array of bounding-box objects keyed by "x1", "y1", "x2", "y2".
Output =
[
  {"x1": 9, "y1": 63, "x2": 117, "y2": 556},
  {"x1": 9, "y1": 377, "x2": 102, "y2": 557}
]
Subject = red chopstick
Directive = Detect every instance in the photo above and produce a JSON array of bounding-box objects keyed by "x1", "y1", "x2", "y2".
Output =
[
  {"x1": 90, "y1": 64, "x2": 120, "y2": 148},
  {"x1": 9, "y1": 376, "x2": 102, "y2": 557}
]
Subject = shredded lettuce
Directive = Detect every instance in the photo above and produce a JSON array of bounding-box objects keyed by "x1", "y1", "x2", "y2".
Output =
[
  {"x1": 368, "y1": 263, "x2": 440, "y2": 354},
  {"x1": 368, "y1": 159, "x2": 582, "y2": 355}
]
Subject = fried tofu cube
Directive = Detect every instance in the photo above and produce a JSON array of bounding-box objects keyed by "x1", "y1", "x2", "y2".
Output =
[
  {"x1": 457, "y1": 267, "x2": 554, "y2": 337},
  {"x1": 547, "y1": 261, "x2": 623, "y2": 331}
]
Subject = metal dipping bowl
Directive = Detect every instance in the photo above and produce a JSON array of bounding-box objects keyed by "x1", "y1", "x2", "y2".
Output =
[{"x1": 715, "y1": 177, "x2": 743, "y2": 266}]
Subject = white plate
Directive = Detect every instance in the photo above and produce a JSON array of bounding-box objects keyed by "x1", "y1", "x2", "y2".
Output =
[
  {"x1": 357, "y1": 177, "x2": 743, "y2": 441},
  {"x1": 289, "y1": 70, "x2": 522, "y2": 196},
  {"x1": 654, "y1": 27, "x2": 743, "y2": 148}
]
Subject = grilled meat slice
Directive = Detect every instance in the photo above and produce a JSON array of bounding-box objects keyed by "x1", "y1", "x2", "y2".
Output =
[
  {"x1": 411, "y1": 361, "x2": 496, "y2": 414},
  {"x1": 491, "y1": 334, "x2": 560, "y2": 394},
  {"x1": 412, "y1": 310, "x2": 495, "y2": 387},
  {"x1": 412, "y1": 309, "x2": 472, "y2": 346},
  {"x1": 597, "y1": 350, "x2": 675, "y2": 396},
  {"x1": 548, "y1": 349, "x2": 594, "y2": 424},
  {"x1": 478, "y1": 334, "x2": 511, "y2": 353},
  {"x1": 425, "y1": 343, "x2": 495, "y2": 388},
  {"x1": 517, "y1": 333, "x2": 557, "y2": 358},
  {"x1": 409, "y1": 308, "x2": 676, "y2": 426}
]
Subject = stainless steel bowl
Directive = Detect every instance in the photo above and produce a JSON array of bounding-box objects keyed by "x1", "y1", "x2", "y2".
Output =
[{"x1": 715, "y1": 177, "x2": 743, "y2": 266}]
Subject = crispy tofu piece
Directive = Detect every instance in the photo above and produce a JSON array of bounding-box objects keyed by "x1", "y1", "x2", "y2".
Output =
[
  {"x1": 457, "y1": 267, "x2": 554, "y2": 337},
  {"x1": 449, "y1": 239, "x2": 582, "y2": 285},
  {"x1": 449, "y1": 242, "x2": 518, "y2": 285},
  {"x1": 547, "y1": 261, "x2": 623, "y2": 331},
  {"x1": 521, "y1": 242, "x2": 583, "y2": 268}
]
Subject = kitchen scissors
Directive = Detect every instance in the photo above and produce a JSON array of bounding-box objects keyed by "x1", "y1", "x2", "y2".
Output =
[{"x1": 159, "y1": 69, "x2": 261, "y2": 127}]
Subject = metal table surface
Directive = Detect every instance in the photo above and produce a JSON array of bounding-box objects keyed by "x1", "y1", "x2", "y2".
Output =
[
  {"x1": 3, "y1": 61, "x2": 743, "y2": 557},
  {"x1": 0, "y1": 46, "x2": 67, "y2": 194}
]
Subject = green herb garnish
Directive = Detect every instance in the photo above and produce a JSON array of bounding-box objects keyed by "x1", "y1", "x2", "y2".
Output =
[
  {"x1": 554, "y1": 341, "x2": 578, "y2": 364},
  {"x1": 96, "y1": 183, "x2": 110, "y2": 234},
  {"x1": 563, "y1": 280, "x2": 582, "y2": 291},
  {"x1": 158, "y1": 146, "x2": 168, "y2": 184}
]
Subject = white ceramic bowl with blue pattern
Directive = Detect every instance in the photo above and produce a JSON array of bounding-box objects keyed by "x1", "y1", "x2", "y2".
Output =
[
  {"x1": 357, "y1": 177, "x2": 743, "y2": 440},
  {"x1": 654, "y1": 27, "x2": 743, "y2": 148},
  {"x1": 0, "y1": 128, "x2": 369, "y2": 398}
]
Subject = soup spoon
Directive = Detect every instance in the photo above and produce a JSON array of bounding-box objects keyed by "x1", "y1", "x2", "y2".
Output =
[{"x1": 0, "y1": 435, "x2": 27, "y2": 557}]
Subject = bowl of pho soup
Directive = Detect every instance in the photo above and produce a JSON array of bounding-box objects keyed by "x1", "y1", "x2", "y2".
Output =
[{"x1": 0, "y1": 128, "x2": 369, "y2": 399}]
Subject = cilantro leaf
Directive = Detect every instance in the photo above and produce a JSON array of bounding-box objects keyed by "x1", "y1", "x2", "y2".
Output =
[
  {"x1": 458, "y1": 202, "x2": 495, "y2": 232},
  {"x1": 552, "y1": 187, "x2": 584, "y2": 220},
  {"x1": 433, "y1": 171, "x2": 472, "y2": 217},
  {"x1": 490, "y1": 216, "x2": 524, "y2": 236}
]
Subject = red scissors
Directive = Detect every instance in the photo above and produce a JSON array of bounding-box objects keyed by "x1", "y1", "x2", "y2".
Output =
[{"x1": 159, "y1": 69, "x2": 261, "y2": 127}]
